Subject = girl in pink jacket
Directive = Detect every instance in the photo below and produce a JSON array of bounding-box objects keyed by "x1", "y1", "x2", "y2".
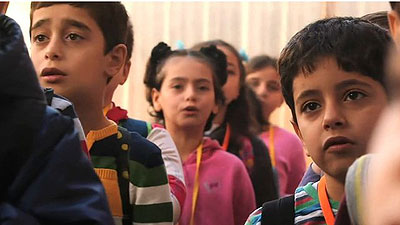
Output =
[{"x1": 144, "y1": 42, "x2": 256, "y2": 225}]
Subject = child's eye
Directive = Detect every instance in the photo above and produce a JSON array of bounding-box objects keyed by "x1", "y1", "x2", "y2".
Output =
[
  {"x1": 302, "y1": 102, "x2": 321, "y2": 113},
  {"x1": 66, "y1": 33, "x2": 83, "y2": 41},
  {"x1": 247, "y1": 80, "x2": 260, "y2": 88},
  {"x1": 227, "y1": 70, "x2": 235, "y2": 76},
  {"x1": 198, "y1": 86, "x2": 210, "y2": 91},
  {"x1": 172, "y1": 84, "x2": 183, "y2": 90},
  {"x1": 33, "y1": 34, "x2": 48, "y2": 43},
  {"x1": 344, "y1": 91, "x2": 366, "y2": 101},
  {"x1": 267, "y1": 82, "x2": 281, "y2": 92}
]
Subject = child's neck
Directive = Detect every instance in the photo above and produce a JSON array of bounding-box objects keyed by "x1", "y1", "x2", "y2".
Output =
[
  {"x1": 74, "y1": 102, "x2": 112, "y2": 136},
  {"x1": 324, "y1": 174, "x2": 345, "y2": 202},
  {"x1": 213, "y1": 104, "x2": 227, "y2": 125},
  {"x1": 166, "y1": 123, "x2": 204, "y2": 162},
  {"x1": 263, "y1": 113, "x2": 271, "y2": 130}
]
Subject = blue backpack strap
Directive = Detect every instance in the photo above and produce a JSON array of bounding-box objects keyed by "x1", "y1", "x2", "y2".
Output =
[
  {"x1": 119, "y1": 118, "x2": 150, "y2": 138},
  {"x1": 115, "y1": 127, "x2": 133, "y2": 225},
  {"x1": 261, "y1": 194, "x2": 294, "y2": 225}
]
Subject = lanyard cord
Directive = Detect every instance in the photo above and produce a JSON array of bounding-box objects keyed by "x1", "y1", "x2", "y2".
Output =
[
  {"x1": 318, "y1": 176, "x2": 335, "y2": 225},
  {"x1": 190, "y1": 143, "x2": 203, "y2": 225},
  {"x1": 268, "y1": 126, "x2": 276, "y2": 167},
  {"x1": 222, "y1": 123, "x2": 231, "y2": 151}
]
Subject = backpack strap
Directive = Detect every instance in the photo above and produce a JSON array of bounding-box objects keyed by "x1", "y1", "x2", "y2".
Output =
[
  {"x1": 115, "y1": 127, "x2": 133, "y2": 225},
  {"x1": 261, "y1": 194, "x2": 294, "y2": 225}
]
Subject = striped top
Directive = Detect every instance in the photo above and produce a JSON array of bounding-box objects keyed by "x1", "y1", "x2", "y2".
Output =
[
  {"x1": 244, "y1": 181, "x2": 339, "y2": 225},
  {"x1": 294, "y1": 181, "x2": 339, "y2": 225},
  {"x1": 88, "y1": 122, "x2": 173, "y2": 224},
  {"x1": 44, "y1": 88, "x2": 89, "y2": 156}
]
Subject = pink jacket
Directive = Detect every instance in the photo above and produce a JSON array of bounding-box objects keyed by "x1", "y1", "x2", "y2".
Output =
[
  {"x1": 260, "y1": 126, "x2": 306, "y2": 196},
  {"x1": 179, "y1": 137, "x2": 256, "y2": 225}
]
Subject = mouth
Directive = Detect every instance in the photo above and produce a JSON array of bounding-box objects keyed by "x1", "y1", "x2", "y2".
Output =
[
  {"x1": 40, "y1": 68, "x2": 67, "y2": 83},
  {"x1": 182, "y1": 106, "x2": 199, "y2": 113},
  {"x1": 323, "y1": 136, "x2": 355, "y2": 152}
]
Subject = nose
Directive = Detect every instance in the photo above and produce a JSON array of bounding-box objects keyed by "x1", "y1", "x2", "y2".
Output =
[
  {"x1": 256, "y1": 83, "x2": 268, "y2": 98},
  {"x1": 322, "y1": 101, "x2": 347, "y2": 130},
  {"x1": 184, "y1": 85, "x2": 197, "y2": 101},
  {"x1": 45, "y1": 38, "x2": 62, "y2": 60}
]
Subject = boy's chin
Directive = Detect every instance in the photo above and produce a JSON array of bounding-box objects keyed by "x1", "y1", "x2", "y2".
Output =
[{"x1": 323, "y1": 162, "x2": 354, "y2": 183}]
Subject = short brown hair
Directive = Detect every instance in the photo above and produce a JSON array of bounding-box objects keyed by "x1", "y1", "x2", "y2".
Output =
[{"x1": 30, "y1": 2, "x2": 129, "y2": 54}]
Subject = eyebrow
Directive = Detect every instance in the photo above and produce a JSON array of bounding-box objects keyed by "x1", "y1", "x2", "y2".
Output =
[
  {"x1": 64, "y1": 19, "x2": 91, "y2": 32},
  {"x1": 295, "y1": 78, "x2": 374, "y2": 106},
  {"x1": 31, "y1": 18, "x2": 91, "y2": 32},
  {"x1": 335, "y1": 79, "x2": 373, "y2": 90},
  {"x1": 169, "y1": 77, "x2": 212, "y2": 84},
  {"x1": 31, "y1": 19, "x2": 50, "y2": 32},
  {"x1": 295, "y1": 89, "x2": 321, "y2": 106}
]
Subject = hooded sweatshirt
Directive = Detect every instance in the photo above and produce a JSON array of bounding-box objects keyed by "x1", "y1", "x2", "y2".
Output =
[
  {"x1": 0, "y1": 14, "x2": 113, "y2": 224},
  {"x1": 179, "y1": 137, "x2": 256, "y2": 225}
]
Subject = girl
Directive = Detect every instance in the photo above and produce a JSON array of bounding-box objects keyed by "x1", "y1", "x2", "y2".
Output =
[
  {"x1": 245, "y1": 55, "x2": 306, "y2": 196},
  {"x1": 144, "y1": 42, "x2": 256, "y2": 225},
  {"x1": 192, "y1": 40, "x2": 279, "y2": 205}
]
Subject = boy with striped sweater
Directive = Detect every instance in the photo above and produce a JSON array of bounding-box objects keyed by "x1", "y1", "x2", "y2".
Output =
[
  {"x1": 29, "y1": 2, "x2": 173, "y2": 224},
  {"x1": 245, "y1": 17, "x2": 391, "y2": 225}
]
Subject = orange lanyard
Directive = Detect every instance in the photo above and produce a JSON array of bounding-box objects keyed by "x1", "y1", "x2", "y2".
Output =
[
  {"x1": 190, "y1": 143, "x2": 203, "y2": 225},
  {"x1": 268, "y1": 126, "x2": 276, "y2": 167},
  {"x1": 222, "y1": 123, "x2": 231, "y2": 151},
  {"x1": 318, "y1": 176, "x2": 335, "y2": 225}
]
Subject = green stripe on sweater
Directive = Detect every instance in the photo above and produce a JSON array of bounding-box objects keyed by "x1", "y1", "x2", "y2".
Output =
[
  {"x1": 91, "y1": 156, "x2": 117, "y2": 170},
  {"x1": 133, "y1": 202, "x2": 173, "y2": 223},
  {"x1": 129, "y1": 160, "x2": 168, "y2": 187}
]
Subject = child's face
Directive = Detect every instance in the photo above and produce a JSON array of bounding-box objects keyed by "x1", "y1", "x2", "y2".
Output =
[
  {"x1": 246, "y1": 66, "x2": 283, "y2": 119},
  {"x1": 293, "y1": 57, "x2": 387, "y2": 181},
  {"x1": 217, "y1": 46, "x2": 241, "y2": 105},
  {"x1": 30, "y1": 4, "x2": 110, "y2": 103},
  {"x1": 152, "y1": 56, "x2": 218, "y2": 130}
]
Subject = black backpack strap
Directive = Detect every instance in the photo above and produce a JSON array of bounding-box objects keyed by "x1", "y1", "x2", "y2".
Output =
[
  {"x1": 261, "y1": 194, "x2": 295, "y2": 225},
  {"x1": 115, "y1": 127, "x2": 133, "y2": 225}
]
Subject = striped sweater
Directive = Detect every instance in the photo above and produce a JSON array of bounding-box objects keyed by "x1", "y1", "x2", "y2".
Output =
[
  {"x1": 87, "y1": 122, "x2": 173, "y2": 224},
  {"x1": 294, "y1": 181, "x2": 339, "y2": 224},
  {"x1": 244, "y1": 181, "x2": 339, "y2": 225},
  {"x1": 105, "y1": 103, "x2": 186, "y2": 223},
  {"x1": 44, "y1": 88, "x2": 89, "y2": 156}
]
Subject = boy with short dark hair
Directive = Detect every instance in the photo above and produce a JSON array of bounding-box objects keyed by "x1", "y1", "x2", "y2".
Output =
[
  {"x1": 0, "y1": 13, "x2": 113, "y2": 225},
  {"x1": 30, "y1": 2, "x2": 174, "y2": 224},
  {"x1": 103, "y1": 19, "x2": 186, "y2": 223},
  {"x1": 245, "y1": 17, "x2": 392, "y2": 225}
]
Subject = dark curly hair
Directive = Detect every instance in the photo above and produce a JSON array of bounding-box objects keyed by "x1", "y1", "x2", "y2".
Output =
[
  {"x1": 143, "y1": 42, "x2": 227, "y2": 131},
  {"x1": 278, "y1": 17, "x2": 393, "y2": 124}
]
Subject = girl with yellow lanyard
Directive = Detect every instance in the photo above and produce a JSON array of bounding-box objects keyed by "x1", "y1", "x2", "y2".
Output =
[{"x1": 144, "y1": 42, "x2": 256, "y2": 225}]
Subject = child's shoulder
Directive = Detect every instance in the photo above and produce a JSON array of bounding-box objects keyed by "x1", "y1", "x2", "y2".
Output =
[{"x1": 118, "y1": 127, "x2": 164, "y2": 168}]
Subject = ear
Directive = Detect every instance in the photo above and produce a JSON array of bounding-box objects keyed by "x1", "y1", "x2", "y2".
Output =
[
  {"x1": 388, "y1": 10, "x2": 400, "y2": 43},
  {"x1": 151, "y1": 88, "x2": 162, "y2": 112},
  {"x1": 291, "y1": 120, "x2": 310, "y2": 156},
  {"x1": 105, "y1": 44, "x2": 127, "y2": 79},
  {"x1": 119, "y1": 60, "x2": 131, "y2": 85}
]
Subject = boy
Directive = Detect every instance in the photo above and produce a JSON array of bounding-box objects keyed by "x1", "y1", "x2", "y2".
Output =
[
  {"x1": 103, "y1": 20, "x2": 186, "y2": 223},
  {"x1": 0, "y1": 14, "x2": 112, "y2": 224},
  {"x1": 245, "y1": 17, "x2": 392, "y2": 225},
  {"x1": 30, "y1": 2, "x2": 174, "y2": 224}
]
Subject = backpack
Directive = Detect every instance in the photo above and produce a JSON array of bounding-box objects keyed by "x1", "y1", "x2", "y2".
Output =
[{"x1": 261, "y1": 194, "x2": 294, "y2": 225}]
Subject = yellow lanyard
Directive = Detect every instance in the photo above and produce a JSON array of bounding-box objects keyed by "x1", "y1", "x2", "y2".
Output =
[
  {"x1": 222, "y1": 123, "x2": 231, "y2": 151},
  {"x1": 268, "y1": 126, "x2": 276, "y2": 168},
  {"x1": 190, "y1": 143, "x2": 203, "y2": 225},
  {"x1": 318, "y1": 176, "x2": 335, "y2": 225}
]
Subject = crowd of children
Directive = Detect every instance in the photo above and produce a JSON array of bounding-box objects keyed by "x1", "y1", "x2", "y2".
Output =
[{"x1": 2, "y1": 1, "x2": 400, "y2": 225}]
